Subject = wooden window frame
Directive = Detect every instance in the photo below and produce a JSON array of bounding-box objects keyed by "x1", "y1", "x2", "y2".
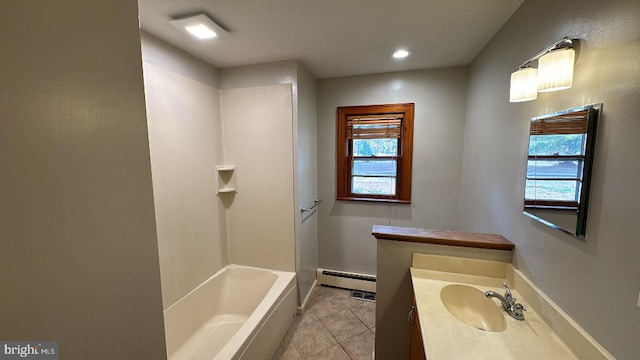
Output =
[{"x1": 336, "y1": 103, "x2": 414, "y2": 203}]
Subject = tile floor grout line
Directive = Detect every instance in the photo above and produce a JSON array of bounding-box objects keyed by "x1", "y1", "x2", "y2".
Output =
[{"x1": 336, "y1": 341, "x2": 354, "y2": 360}]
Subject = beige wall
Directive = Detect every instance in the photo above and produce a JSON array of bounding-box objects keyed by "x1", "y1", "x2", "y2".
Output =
[
  {"x1": 220, "y1": 60, "x2": 298, "y2": 90},
  {"x1": 221, "y1": 84, "x2": 296, "y2": 272},
  {"x1": 141, "y1": 34, "x2": 226, "y2": 309},
  {"x1": 296, "y1": 65, "x2": 319, "y2": 306},
  {"x1": 0, "y1": 1, "x2": 167, "y2": 358},
  {"x1": 141, "y1": 32, "x2": 220, "y2": 88},
  {"x1": 316, "y1": 68, "x2": 468, "y2": 275},
  {"x1": 459, "y1": 0, "x2": 640, "y2": 358}
]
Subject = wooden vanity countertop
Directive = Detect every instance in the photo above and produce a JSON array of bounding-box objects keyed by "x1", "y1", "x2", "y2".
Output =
[{"x1": 372, "y1": 225, "x2": 514, "y2": 251}]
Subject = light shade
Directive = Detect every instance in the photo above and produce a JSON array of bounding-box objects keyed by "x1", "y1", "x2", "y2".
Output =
[
  {"x1": 537, "y1": 48, "x2": 575, "y2": 92},
  {"x1": 169, "y1": 14, "x2": 228, "y2": 40},
  {"x1": 510, "y1": 67, "x2": 538, "y2": 102}
]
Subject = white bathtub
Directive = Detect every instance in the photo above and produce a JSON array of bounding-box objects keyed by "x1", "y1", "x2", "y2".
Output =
[{"x1": 163, "y1": 264, "x2": 297, "y2": 360}]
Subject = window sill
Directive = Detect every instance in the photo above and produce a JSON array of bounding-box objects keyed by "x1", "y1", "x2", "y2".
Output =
[
  {"x1": 337, "y1": 196, "x2": 411, "y2": 204},
  {"x1": 524, "y1": 205, "x2": 578, "y2": 211}
]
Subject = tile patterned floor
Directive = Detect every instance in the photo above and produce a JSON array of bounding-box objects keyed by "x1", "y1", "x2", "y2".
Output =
[{"x1": 272, "y1": 285, "x2": 376, "y2": 360}]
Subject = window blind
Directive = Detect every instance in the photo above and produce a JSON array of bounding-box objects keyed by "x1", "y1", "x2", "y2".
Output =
[
  {"x1": 530, "y1": 110, "x2": 588, "y2": 135},
  {"x1": 346, "y1": 114, "x2": 403, "y2": 139}
]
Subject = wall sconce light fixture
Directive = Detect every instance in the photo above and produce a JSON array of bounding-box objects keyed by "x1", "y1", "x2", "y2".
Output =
[
  {"x1": 510, "y1": 66, "x2": 538, "y2": 102},
  {"x1": 509, "y1": 37, "x2": 577, "y2": 102},
  {"x1": 169, "y1": 14, "x2": 228, "y2": 40}
]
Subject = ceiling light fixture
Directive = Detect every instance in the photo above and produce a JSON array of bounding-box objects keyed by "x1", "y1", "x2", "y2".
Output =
[
  {"x1": 509, "y1": 37, "x2": 577, "y2": 102},
  {"x1": 169, "y1": 14, "x2": 228, "y2": 40},
  {"x1": 392, "y1": 49, "x2": 411, "y2": 59}
]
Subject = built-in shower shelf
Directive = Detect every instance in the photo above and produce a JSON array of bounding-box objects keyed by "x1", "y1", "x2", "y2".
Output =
[
  {"x1": 216, "y1": 165, "x2": 236, "y2": 171},
  {"x1": 216, "y1": 165, "x2": 237, "y2": 194}
]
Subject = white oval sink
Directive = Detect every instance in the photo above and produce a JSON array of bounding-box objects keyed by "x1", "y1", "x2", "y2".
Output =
[{"x1": 440, "y1": 284, "x2": 506, "y2": 332}]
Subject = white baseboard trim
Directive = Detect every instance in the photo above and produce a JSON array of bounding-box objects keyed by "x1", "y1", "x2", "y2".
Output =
[{"x1": 296, "y1": 279, "x2": 317, "y2": 314}]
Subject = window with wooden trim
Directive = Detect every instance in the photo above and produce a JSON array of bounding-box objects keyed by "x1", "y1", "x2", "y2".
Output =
[
  {"x1": 525, "y1": 109, "x2": 590, "y2": 209},
  {"x1": 337, "y1": 103, "x2": 414, "y2": 203}
]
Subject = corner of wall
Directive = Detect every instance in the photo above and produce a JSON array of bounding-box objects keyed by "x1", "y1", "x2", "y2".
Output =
[
  {"x1": 140, "y1": 31, "x2": 220, "y2": 88},
  {"x1": 219, "y1": 60, "x2": 298, "y2": 89}
]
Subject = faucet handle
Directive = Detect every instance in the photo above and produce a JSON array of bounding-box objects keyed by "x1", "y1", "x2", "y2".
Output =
[
  {"x1": 502, "y1": 282, "x2": 514, "y2": 301},
  {"x1": 509, "y1": 303, "x2": 527, "y2": 320}
]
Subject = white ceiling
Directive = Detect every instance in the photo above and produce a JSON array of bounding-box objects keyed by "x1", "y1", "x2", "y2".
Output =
[{"x1": 138, "y1": 0, "x2": 524, "y2": 79}]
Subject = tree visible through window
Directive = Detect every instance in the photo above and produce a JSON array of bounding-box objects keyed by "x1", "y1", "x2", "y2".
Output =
[
  {"x1": 337, "y1": 103, "x2": 414, "y2": 203},
  {"x1": 525, "y1": 109, "x2": 590, "y2": 209}
]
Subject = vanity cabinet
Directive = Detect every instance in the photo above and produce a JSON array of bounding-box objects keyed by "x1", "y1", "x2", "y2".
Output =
[{"x1": 410, "y1": 294, "x2": 426, "y2": 360}]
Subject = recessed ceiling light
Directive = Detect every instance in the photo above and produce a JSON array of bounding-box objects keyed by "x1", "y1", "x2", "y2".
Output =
[
  {"x1": 392, "y1": 49, "x2": 411, "y2": 59},
  {"x1": 169, "y1": 14, "x2": 228, "y2": 40}
]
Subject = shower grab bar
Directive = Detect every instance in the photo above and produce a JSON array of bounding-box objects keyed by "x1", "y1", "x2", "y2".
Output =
[{"x1": 300, "y1": 198, "x2": 322, "y2": 213}]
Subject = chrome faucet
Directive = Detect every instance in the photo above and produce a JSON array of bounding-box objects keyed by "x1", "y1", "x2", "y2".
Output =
[{"x1": 485, "y1": 282, "x2": 526, "y2": 320}]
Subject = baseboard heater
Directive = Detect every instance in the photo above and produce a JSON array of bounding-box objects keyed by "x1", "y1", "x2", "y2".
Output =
[{"x1": 316, "y1": 268, "x2": 376, "y2": 293}]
